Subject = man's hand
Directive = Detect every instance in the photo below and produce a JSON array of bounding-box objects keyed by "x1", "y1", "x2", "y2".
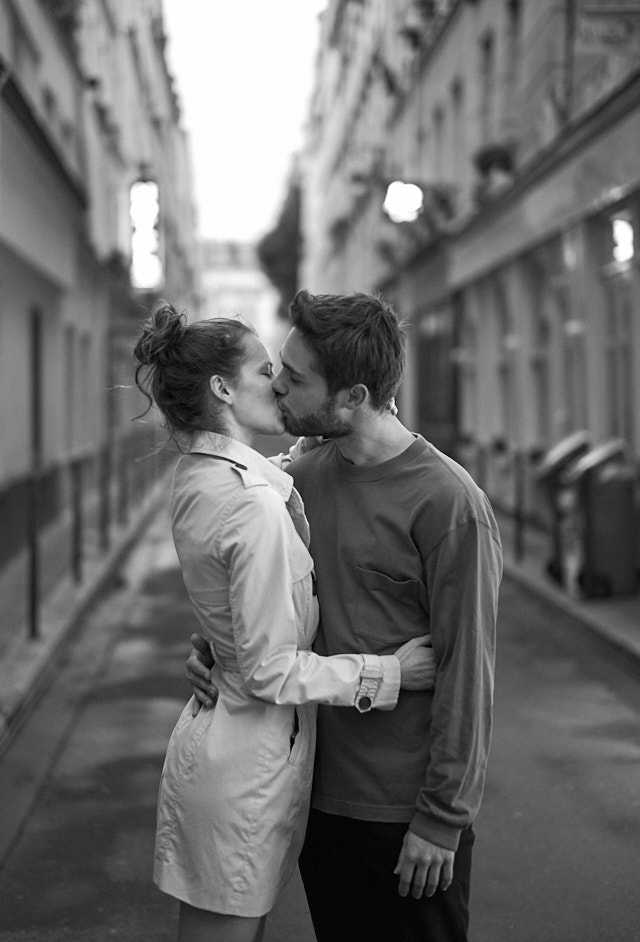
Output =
[
  {"x1": 393, "y1": 831, "x2": 454, "y2": 898},
  {"x1": 394, "y1": 635, "x2": 436, "y2": 691},
  {"x1": 186, "y1": 633, "x2": 217, "y2": 715}
]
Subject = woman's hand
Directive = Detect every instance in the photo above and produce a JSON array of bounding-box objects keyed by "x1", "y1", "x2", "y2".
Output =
[
  {"x1": 394, "y1": 635, "x2": 436, "y2": 691},
  {"x1": 298, "y1": 435, "x2": 325, "y2": 454}
]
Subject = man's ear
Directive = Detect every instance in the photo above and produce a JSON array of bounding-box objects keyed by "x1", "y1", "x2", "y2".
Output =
[
  {"x1": 343, "y1": 383, "x2": 368, "y2": 410},
  {"x1": 209, "y1": 375, "x2": 232, "y2": 404}
]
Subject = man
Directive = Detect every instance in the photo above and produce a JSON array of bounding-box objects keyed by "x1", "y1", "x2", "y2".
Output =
[{"x1": 188, "y1": 290, "x2": 502, "y2": 942}]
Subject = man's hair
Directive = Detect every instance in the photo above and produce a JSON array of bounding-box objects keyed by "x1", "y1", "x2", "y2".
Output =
[{"x1": 288, "y1": 290, "x2": 405, "y2": 409}]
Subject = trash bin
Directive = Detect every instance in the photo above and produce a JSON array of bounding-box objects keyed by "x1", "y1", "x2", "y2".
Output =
[
  {"x1": 561, "y1": 439, "x2": 639, "y2": 598},
  {"x1": 536, "y1": 431, "x2": 591, "y2": 585}
]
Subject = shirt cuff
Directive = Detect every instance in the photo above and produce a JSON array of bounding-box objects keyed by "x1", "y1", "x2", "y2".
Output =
[
  {"x1": 372, "y1": 654, "x2": 401, "y2": 711},
  {"x1": 408, "y1": 811, "x2": 462, "y2": 851}
]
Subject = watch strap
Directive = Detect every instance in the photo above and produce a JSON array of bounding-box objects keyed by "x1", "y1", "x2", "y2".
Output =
[{"x1": 355, "y1": 655, "x2": 383, "y2": 713}]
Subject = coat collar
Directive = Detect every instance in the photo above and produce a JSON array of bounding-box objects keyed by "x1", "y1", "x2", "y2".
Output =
[{"x1": 188, "y1": 430, "x2": 294, "y2": 501}]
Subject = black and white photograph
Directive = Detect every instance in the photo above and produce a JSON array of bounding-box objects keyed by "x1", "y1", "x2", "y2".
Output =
[{"x1": 1, "y1": 2, "x2": 640, "y2": 940}]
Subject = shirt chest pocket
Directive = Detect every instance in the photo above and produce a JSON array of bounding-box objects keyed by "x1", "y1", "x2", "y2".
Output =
[{"x1": 354, "y1": 567, "x2": 426, "y2": 651}]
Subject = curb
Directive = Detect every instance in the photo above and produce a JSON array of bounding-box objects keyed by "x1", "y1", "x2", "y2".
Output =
[{"x1": 0, "y1": 479, "x2": 169, "y2": 757}]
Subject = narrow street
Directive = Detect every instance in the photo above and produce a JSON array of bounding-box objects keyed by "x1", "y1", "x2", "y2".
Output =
[
  {"x1": 0, "y1": 509, "x2": 639, "y2": 941},
  {"x1": 472, "y1": 580, "x2": 640, "y2": 941},
  {"x1": 0, "y1": 509, "x2": 314, "y2": 942}
]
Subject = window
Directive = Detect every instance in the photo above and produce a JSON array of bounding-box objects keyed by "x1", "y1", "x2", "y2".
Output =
[
  {"x1": 603, "y1": 273, "x2": 634, "y2": 445},
  {"x1": 130, "y1": 181, "x2": 163, "y2": 290},
  {"x1": 528, "y1": 258, "x2": 552, "y2": 443},
  {"x1": 30, "y1": 308, "x2": 43, "y2": 467},
  {"x1": 433, "y1": 105, "x2": 445, "y2": 180},
  {"x1": 557, "y1": 284, "x2": 587, "y2": 432},
  {"x1": 494, "y1": 276, "x2": 518, "y2": 443},
  {"x1": 64, "y1": 325, "x2": 76, "y2": 451},
  {"x1": 79, "y1": 334, "x2": 92, "y2": 444},
  {"x1": 599, "y1": 211, "x2": 635, "y2": 447},
  {"x1": 504, "y1": 0, "x2": 522, "y2": 133},
  {"x1": 451, "y1": 79, "x2": 465, "y2": 188},
  {"x1": 611, "y1": 214, "x2": 634, "y2": 264},
  {"x1": 479, "y1": 31, "x2": 496, "y2": 144}
]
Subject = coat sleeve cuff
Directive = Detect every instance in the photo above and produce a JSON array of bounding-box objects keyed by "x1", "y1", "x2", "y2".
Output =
[
  {"x1": 372, "y1": 654, "x2": 400, "y2": 710},
  {"x1": 408, "y1": 811, "x2": 462, "y2": 852},
  {"x1": 267, "y1": 451, "x2": 293, "y2": 470}
]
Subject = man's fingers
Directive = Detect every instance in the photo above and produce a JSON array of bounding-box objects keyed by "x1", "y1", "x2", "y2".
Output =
[
  {"x1": 440, "y1": 855, "x2": 454, "y2": 892},
  {"x1": 394, "y1": 834, "x2": 454, "y2": 899},
  {"x1": 190, "y1": 633, "x2": 213, "y2": 657},
  {"x1": 392, "y1": 858, "x2": 413, "y2": 898},
  {"x1": 395, "y1": 861, "x2": 444, "y2": 899},
  {"x1": 394, "y1": 634, "x2": 432, "y2": 656},
  {"x1": 187, "y1": 651, "x2": 211, "y2": 682},
  {"x1": 194, "y1": 688, "x2": 214, "y2": 706},
  {"x1": 411, "y1": 863, "x2": 429, "y2": 899},
  {"x1": 393, "y1": 859, "x2": 431, "y2": 899},
  {"x1": 424, "y1": 861, "x2": 442, "y2": 897}
]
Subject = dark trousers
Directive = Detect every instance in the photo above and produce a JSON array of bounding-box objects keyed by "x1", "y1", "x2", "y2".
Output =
[{"x1": 299, "y1": 809, "x2": 474, "y2": 942}]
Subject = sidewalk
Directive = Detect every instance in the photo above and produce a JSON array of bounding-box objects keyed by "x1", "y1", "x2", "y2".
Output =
[
  {"x1": 0, "y1": 477, "x2": 169, "y2": 754},
  {"x1": 496, "y1": 509, "x2": 640, "y2": 675},
  {"x1": 0, "y1": 433, "x2": 296, "y2": 751}
]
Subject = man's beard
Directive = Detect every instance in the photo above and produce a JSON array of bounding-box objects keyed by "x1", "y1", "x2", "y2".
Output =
[{"x1": 281, "y1": 395, "x2": 350, "y2": 438}]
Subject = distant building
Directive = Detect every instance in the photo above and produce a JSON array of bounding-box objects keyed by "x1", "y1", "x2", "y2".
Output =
[
  {"x1": 301, "y1": 0, "x2": 640, "y2": 587},
  {"x1": 0, "y1": 0, "x2": 198, "y2": 635},
  {"x1": 199, "y1": 239, "x2": 282, "y2": 356}
]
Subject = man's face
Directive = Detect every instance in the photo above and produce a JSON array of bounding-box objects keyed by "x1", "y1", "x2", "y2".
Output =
[{"x1": 272, "y1": 328, "x2": 350, "y2": 438}]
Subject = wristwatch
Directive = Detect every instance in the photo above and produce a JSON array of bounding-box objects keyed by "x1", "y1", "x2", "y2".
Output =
[{"x1": 355, "y1": 657, "x2": 383, "y2": 713}]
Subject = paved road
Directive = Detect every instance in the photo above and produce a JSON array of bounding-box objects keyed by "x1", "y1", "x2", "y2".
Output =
[
  {"x1": 471, "y1": 580, "x2": 640, "y2": 941},
  {"x1": 1, "y1": 509, "x2": 639, "y2": 940},
  {"x1": 0, "y1": 510, "x2": 315, "y2": 942}
]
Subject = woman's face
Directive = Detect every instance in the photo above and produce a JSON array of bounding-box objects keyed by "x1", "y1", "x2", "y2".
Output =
[{"x1": 228, "y1": 332, "x2": 285, "y2": 442}]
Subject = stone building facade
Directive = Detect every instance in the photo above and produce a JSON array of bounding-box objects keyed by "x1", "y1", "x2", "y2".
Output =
[
  {"x1": 0, "y1": 0, "x2": 198, "y2": 634},
  {"x1": 301, "y1": 0, "x2": 640, "y2": 584},
  {"x1": 199, "y1": 239, "x2": 282, "y2": 355}
]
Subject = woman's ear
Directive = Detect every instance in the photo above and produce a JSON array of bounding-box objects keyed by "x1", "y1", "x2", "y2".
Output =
[{"x1": 209, "y1": 374, "x2": 232, "y2": 404}]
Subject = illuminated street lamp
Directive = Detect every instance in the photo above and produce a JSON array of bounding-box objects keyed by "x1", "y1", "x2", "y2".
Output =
[{"x1": 383, "y1": 180, "x2": 425, "y2": 222}]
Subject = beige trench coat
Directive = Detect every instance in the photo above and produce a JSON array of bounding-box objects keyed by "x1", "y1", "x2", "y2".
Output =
[{"x1": 153, "y1": 433, "x2": 399, "y2": 915}]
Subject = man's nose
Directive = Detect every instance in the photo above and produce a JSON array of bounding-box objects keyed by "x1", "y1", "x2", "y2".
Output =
[{"x1": 272, "y1": 370, "x2": 285, "y2": 394}]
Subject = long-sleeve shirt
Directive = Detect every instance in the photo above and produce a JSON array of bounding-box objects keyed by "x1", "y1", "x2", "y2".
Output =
[{"x1": 287, "y1": 435, "x2": 502, "y2": 851}]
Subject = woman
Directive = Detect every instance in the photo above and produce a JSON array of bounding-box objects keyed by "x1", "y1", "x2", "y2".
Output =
[{"x1": 133, "y1": 302, "x2": 434, "y2": 942}]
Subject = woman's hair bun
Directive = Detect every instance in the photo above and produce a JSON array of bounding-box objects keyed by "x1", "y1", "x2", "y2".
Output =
[{"x1": 134, "y1": 301, "x2": 187, "y2": 368}]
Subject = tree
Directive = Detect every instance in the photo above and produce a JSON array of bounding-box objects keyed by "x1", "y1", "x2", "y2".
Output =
[{"x1": 257, "y1": 177, "x2": 302, "y2": 320}]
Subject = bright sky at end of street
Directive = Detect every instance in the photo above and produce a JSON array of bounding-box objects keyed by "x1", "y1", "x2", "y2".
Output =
[{"x1": 162, "y1": 0, "x2": 327, "y2": 245}]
